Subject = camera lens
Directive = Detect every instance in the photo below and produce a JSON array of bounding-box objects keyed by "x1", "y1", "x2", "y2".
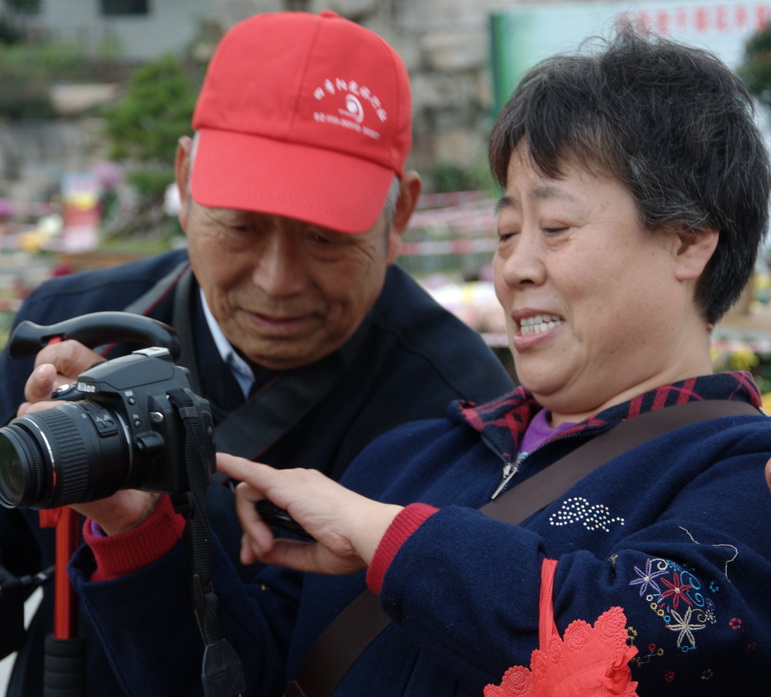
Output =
[
  {"x1": 0, "y1": 428, "x2": 41, "y2": 507},
  {"x1": 0, "y1": 401, "x2": 133, "y2": 509}
]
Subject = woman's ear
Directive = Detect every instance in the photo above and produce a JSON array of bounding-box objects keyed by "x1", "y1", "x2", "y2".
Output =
[{"x1": 674, "y1": 227, "x2": 719, "y2": 281}]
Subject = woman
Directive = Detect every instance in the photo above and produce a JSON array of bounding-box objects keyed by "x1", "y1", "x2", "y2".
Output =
[{"x1": 51, "y1": 27, "x2": 771, "y2": 697}]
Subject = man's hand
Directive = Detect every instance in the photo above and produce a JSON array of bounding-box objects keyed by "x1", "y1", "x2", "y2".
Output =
[
  {"x1": 17, "y1": 338, "x2": 161, "y2": 535},
  {"x1": 766, "y1": 458, "x2": 771, "y2": 494},
  {"x1": 217, "y1": 453, "x2": 403, "y2": 575},
  {"x1": 18, "y1": 339, "x2": 105, "y2": 417}
]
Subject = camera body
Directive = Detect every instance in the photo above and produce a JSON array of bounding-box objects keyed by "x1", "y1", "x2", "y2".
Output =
[{"x1": 0, "y1": 346, "x2": 215, "y2": 510}]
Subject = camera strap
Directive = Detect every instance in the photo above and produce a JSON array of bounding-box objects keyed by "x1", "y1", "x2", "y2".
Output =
[{"x1": 167, "y1": 387, "x2": 246, "y2": 697}]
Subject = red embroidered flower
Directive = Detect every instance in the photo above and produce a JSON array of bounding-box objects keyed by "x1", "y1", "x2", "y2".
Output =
[
  {"x1": 729, "y1": 617, "x2": 743, "y2": 630},
  {"x1": 659, "y1": 572, "x2": 693, "y2": 611}
]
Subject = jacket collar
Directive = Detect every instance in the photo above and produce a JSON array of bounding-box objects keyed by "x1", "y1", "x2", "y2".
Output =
[{"x1": 449, "y1": 371, "x2": 762, "y2": 463}]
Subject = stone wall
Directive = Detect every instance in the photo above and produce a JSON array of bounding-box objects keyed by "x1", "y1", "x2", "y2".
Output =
[{"x1": 0, "y1": 118, "x2": 111, "y2": 204}]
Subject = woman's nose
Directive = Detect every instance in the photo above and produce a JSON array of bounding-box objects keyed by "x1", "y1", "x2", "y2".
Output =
[{"x1": 500, "y1": 229, "x2": 547, "y2": 288}]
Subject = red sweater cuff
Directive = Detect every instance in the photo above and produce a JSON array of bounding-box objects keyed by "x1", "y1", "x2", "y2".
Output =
[
  {"x1": 366, "y1": 503, "x2": 439, "y2": 595},
  {"x1": 83, "y1": 495, "x2": 186, "y2": 582}
]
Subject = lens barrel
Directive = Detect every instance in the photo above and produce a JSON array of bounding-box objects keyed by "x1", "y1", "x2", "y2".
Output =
[{"x1": 0, "y1": 401, "x2": 132, "y2": 509}]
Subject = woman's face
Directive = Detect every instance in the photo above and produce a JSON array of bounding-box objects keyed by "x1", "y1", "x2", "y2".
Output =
[{"x1": 493, "y1": 145, "x2": 714, "y2": 423}]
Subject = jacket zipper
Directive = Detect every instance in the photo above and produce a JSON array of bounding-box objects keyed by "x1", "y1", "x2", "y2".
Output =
[
  {"x1": 490, "y1": 456, "x2": 523, "y2": 500},
  {"x1": 489, "y1": 430, "x2": 589, "y2": 500}
]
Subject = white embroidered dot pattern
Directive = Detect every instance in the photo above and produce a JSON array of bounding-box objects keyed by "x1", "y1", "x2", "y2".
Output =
[{"x1": 549, "y1": 496, "x2": 625, "y2": 532}]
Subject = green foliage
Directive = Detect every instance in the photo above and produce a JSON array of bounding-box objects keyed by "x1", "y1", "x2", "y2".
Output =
[
  {"x1": 428, "y1": 161, "x2": 495, "y2": 195},
  {"x1": 6, "y1": 0, "x2": 41, "y2": 11},
  {"x1": 102, "y1": 54, "x2": 200, "y2": 165},
  {"x1": 739, "y1": 22, "x2": 771, "y2": 113},
  {"x1": 127, "y1": 167, "x2": 175, "y2": 198}
]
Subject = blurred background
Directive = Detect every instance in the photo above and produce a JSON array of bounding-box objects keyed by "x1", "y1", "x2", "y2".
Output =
[
  {"x1": 0, "y1": 1, "x2": 771, "y2": 363},
  {"x1": 4, "y1": 1, "x2": 771, "y2": 685}
]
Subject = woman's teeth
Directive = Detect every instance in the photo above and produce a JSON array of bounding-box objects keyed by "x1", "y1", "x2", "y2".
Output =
[{"x1": 519, "y1": 314, "x2": 563, "y2": 336}]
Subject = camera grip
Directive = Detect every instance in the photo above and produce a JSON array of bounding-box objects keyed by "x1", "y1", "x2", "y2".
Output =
[{"x1": 9, "y1": 311, "x2": 181, "y2": 360}]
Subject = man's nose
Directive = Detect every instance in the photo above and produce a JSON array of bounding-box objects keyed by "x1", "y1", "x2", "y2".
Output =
[{"x1": 251, "y1": 233, "x2": 306, "y2": 295}]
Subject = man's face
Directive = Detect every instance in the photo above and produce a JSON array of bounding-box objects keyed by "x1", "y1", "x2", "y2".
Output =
[{"x1": 183, "y1": 200, "x2": 399, "y2": 371}]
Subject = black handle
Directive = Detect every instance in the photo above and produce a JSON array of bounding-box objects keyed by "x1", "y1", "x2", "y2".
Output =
[
  {"x1": 43, "y1": 634, "x2": 86, "y2": 697},
  {"x1": 8, "y1": 311, "x2": 180, "y2": 360}
]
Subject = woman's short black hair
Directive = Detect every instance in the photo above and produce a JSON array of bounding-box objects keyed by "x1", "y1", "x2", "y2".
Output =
[{"x1": 489, "y1": 26, "x2": 771, "y2": 324}]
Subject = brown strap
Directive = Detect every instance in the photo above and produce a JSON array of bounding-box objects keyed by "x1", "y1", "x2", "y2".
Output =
[
  {"x1": 482, "y1": 399, "x2": 760, "y2": 521},
  {"x1": 284, "y1": 591, "x2": 390, "y2": 697},
  {"x1": 286, "y1": 399, "x2": 761, "y2": 697}
]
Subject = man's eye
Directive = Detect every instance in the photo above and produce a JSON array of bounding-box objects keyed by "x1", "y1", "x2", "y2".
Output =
[{"x1": 497, "y1": 229, "x2": 518, "y2": 242}]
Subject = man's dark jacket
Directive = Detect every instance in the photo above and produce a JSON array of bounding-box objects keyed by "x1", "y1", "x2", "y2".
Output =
[{"x1": 0, "y1": 248, "x2": 513, "y2": 697}]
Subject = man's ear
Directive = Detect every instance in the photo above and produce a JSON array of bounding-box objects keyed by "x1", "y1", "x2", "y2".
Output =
[
  {"x1": 674, "y1": 227, "x2": 719, "y2": 281},
  {"x1": 386, "y1": 170, "x2": 422, "y2": 265},
  {"x1": 175, "y1": 136, "x2": 194, "y2": 233}
]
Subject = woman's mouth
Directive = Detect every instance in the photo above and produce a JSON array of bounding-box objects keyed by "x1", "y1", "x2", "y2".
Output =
[{"x1": 519, "y1": 314, "x2": 564, "y2": 336}]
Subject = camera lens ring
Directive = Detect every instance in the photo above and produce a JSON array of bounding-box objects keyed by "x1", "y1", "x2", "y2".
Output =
[{"x1": 0, "y1": 425, "x2": 45, "y2": 508}]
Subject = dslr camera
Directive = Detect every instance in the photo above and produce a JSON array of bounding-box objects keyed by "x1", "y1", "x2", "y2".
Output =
[{"x1": 0, "y1": 312, "x2": 214, "y2": 510}]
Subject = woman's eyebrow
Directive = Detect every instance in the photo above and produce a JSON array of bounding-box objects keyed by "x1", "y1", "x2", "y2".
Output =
[{"x1": 496, "y1": 184, "x2": 579, "y2": 213}]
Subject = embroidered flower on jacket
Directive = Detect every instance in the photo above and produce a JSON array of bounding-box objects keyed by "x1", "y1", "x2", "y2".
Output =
[
  {"x1": 630, "y1": 558, "x2": 669, "y2": 596},
  {"x1": 627, "y1": 558, "x2": 718, "y2": 655},
  {"x1": 659, "y1": 572, "x2": 694, "y2": 611},
  {"x1": 666, "y1": 607, "x2": 706, "y2": 649}
]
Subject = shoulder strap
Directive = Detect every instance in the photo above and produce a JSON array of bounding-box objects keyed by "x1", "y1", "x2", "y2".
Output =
[
  {"x1": 213, "y1": 315, "x2": 372, "y2": 459},
  {"x1": 121, "y1": 260, "x2": 191, "y2": 318},
  {"x1": 285, "y1": 399, "x2": 762, "y2": 697},
  {"x1": 481, "y1": 398, "x2": 760, "y2": 522}
]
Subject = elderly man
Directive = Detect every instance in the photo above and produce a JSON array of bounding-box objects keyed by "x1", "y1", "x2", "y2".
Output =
[{"x1": 0, "y1": 11, "x2": 511, "y2": 697}]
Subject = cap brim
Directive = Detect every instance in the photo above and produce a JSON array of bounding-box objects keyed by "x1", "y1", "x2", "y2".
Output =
[{"x1": 190, "y1": 130, "x2": 397, "y2": 234}]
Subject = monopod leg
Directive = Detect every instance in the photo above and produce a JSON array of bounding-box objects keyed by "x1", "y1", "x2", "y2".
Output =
[{"x1": 42, "y1": 507, "x2": 85, "y2": 697}]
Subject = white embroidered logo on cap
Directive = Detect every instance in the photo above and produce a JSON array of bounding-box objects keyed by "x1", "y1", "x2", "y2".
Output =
[
  {"x1": 341, "y1": 94, "x2": 364, "y2": 124},
  {"x1": 312, "y1": 78, "x2": 386, "y2": 140}
]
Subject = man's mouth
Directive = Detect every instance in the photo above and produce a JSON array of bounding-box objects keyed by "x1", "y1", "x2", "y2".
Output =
[{"x1": 519, "y1": 314, "x2": 563, "y2": 336}]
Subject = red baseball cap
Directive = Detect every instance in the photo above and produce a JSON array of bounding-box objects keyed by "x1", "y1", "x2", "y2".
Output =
[{"x1": 191, "y1": 10, "x2": 412, "y2": 234}]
